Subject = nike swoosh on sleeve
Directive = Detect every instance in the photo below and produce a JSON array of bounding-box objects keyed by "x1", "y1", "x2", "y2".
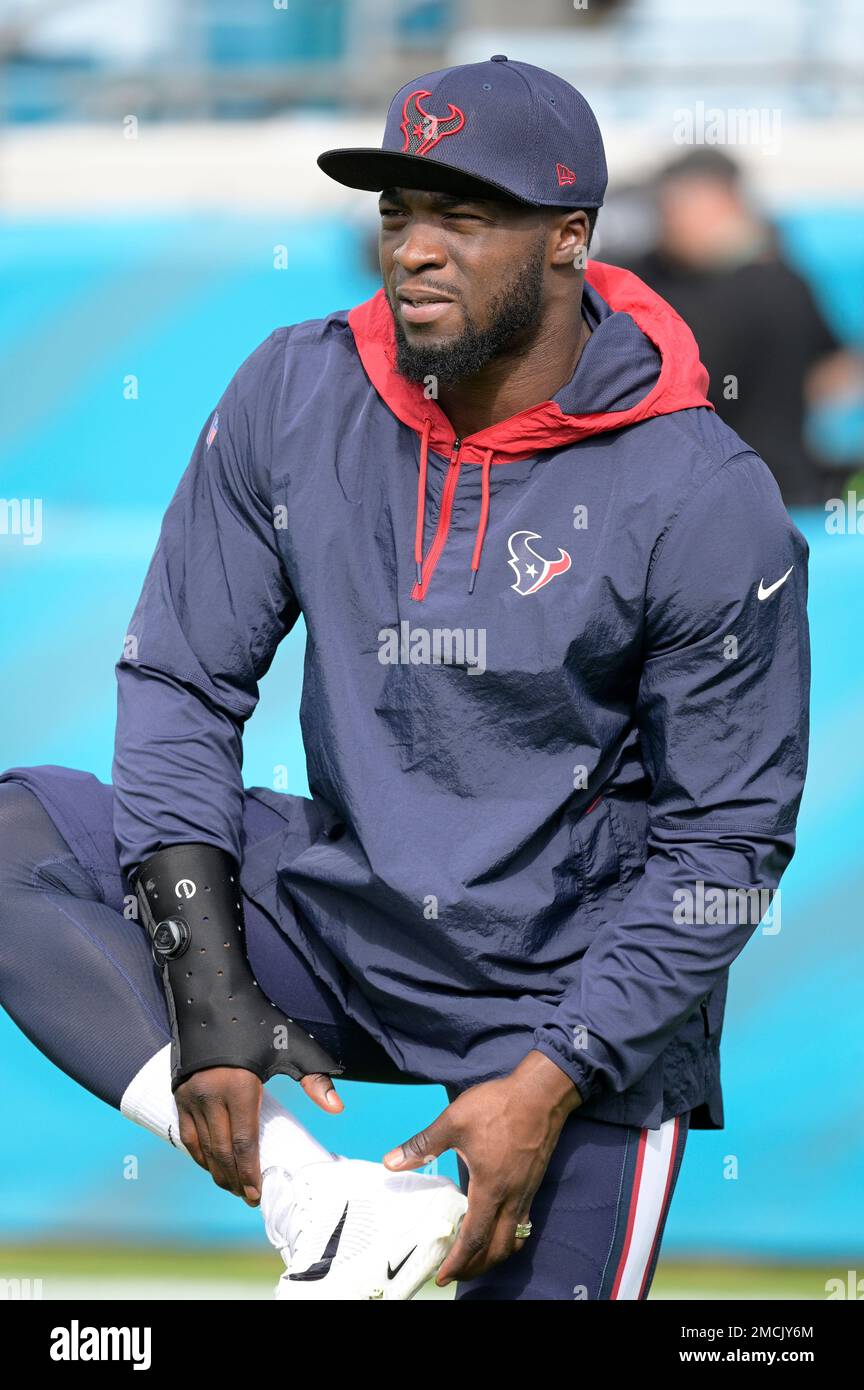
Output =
[{"x1": 757, "y1": 565, "x2": 794, "y2": 600}]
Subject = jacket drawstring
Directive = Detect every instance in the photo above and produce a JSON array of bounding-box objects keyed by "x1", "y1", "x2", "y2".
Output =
[
  {"x1": 468, "y1": 449, "x2": 494, "y2": 593},
  {"x1": 414, "y1": 417, "x2": 431, "y2": 586},
  {"x1": 414, "y1": 423, "x2": 494, "y2": 595}
]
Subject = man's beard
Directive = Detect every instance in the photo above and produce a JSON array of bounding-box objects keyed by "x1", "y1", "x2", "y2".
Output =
[{"x1": 391, "y1": 238, "x2": 547, "y2": 387}]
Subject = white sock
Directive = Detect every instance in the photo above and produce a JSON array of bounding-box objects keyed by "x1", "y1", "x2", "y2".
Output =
[
  {"x1": 119, "y1": 1045, "x2": 189, "y2": 1153},
  {"x1": 119, "y1": 1043, "x2": 337, "y2": 1176}
]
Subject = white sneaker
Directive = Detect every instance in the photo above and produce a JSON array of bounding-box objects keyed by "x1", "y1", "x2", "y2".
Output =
[{"x1": 266, "y1": 1158, "x2": 467, "y2": 1301}]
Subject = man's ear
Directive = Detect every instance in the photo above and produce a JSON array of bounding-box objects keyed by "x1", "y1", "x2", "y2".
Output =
[{"x1": 551, "y1": 209, "x2": 591, "y2": 271}]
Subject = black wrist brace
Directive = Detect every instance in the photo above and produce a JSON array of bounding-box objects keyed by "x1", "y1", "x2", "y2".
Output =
[{"x1": 132, "y1": 842, "x2": 344, "y2": 1092}]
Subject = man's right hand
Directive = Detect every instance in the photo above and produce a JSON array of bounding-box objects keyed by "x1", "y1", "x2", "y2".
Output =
[
  {"x1": 175, "y1": 1067, "x2": 344, "y2": 1205},
  {"x1": 175, "y1": 1067, "x2": 265, "y2": 1206}
]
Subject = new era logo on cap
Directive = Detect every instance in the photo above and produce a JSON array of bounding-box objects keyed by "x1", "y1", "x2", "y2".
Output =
[{"x1": 317, "y1": 55, "x2": 606, "y2": 211}]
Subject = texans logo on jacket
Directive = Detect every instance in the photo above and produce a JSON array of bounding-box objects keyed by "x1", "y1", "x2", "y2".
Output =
[{"x1": 507, "y1": 530, "x2": 572, "y2": 596}]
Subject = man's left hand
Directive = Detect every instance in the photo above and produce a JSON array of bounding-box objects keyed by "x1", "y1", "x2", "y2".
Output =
[{"x1": 382, "y1": 1049, "x2": 582, "y2": 1286}]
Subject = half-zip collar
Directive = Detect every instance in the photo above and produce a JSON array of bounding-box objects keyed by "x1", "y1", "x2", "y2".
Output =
[{"x1": 414, "y1": 416, "x2": 494, "y2": 595}]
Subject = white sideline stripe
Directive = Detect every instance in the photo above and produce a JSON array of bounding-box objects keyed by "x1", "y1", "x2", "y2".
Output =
[
  {"x1": 614, "y1": 1115, "x2": 678, "y2": 1300},
  {"x1": 0, "y1": 120, "x2": 859, "y2": 213}
]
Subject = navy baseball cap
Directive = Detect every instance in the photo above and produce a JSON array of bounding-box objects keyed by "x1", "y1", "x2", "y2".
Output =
[{"x1": 317, "y1": 55, "x2": 607, "y2": 209}]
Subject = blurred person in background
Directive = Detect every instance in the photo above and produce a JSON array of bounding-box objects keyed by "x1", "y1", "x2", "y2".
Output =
[{"x1": 625, "y1": 149, "x2": 860, "y2": 507}]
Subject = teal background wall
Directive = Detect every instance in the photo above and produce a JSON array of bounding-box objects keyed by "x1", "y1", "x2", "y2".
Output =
[{"x1": 1, "y1": 212, "x2": 862, "y2": 1254}]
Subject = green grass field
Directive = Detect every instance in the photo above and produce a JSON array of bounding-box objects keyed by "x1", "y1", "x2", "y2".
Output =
[{"x1": 0, "y1": 1245, "x2": 841, "y2": 1300}]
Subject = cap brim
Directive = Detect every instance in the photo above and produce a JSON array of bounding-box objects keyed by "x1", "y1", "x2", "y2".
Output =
[{"x1": 317, "y1": 148, "x2": 534, "y2": 207}]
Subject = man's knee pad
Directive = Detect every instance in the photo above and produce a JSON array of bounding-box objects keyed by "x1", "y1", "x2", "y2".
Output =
[{"x1": 133, "y1": 842, "x2": 344, "y2": 1091}]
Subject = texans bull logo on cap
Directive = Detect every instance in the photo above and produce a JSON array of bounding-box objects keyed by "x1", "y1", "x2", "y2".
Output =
[
  {"x1": 317, "y1": 56, "x2": 607, "y2": 209},
  {"x1": 400, "y1": 89, "x2": 466, "y2": 157},
  {"x1": 507, "y1": 531, "x2": 572, "y2": 596}
]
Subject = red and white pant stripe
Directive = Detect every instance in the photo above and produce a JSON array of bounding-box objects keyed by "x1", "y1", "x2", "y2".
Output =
[{"x1": 610, "y1": 1114, "x2": 683, "y2": 1299}]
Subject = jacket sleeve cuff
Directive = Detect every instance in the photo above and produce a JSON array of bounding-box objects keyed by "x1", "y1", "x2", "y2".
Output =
[{"x1": 531, "y1": 1031, "x2": 602, "y2": 1105}]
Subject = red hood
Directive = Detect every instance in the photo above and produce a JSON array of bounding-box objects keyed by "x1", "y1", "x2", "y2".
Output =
[
  {"x1": 347, "y1": 261, "x2": 713, "y2": 600},
  {"x1": 347, "y1": 260, "x2": 712, "y2": 466}
]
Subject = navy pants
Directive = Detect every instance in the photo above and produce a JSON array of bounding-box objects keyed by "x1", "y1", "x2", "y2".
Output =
[{"x1": 0, "y1": 775, "x2": 689, "y2": 1300}]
